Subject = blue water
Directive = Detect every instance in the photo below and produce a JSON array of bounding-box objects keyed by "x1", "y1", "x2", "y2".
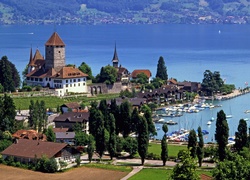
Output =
[{"x1": 1, "y1": 24, "x2": 250, "y2": 142}]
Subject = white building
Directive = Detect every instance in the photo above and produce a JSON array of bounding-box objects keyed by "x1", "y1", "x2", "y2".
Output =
[{"x1": 25, "y1": 32, "x2": 88, "y2": 96}]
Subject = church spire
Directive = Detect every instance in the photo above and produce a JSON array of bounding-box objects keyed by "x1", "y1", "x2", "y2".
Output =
[
  {"x1": 28, "y1": 47, "x2": 34, "y2": 66},
  {"x1": 112, "y1": 42, "x2": 119, "y2": 68}
]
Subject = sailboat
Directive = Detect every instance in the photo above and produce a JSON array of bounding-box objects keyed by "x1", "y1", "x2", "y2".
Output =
[
  {"x1": 226, "y1": 105, "x2": 233, "y2": 119},
  {"x1": 207, "y1": 121, "x2": 212, "y2": 125}
]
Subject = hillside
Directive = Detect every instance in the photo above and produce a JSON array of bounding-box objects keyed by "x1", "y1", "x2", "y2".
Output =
[{"x1": 1, "y1": 0, "x2": 250, "y2": 25}]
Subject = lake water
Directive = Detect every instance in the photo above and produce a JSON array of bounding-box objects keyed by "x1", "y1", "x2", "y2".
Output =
[{"x1": 1, "y1": 24, "x2": 250, "y2": 142}]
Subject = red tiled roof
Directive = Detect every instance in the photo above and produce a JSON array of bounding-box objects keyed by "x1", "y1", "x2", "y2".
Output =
[
  {"x1": 28, "y1": 49, "x2": 44, "y2": 67},
  {"x1": 131, "y1": 69, "x2": 152, "y2": 78},
  {"x1": 168, "y1": 79, "x2": 177, "y2": 85},
  {"x1": 52, "y1": 67, "x2": 88, "y2": 79},
  {"x1": 62, "y1": 102, "x2": 80, "y2": 109},
  {"x1": 12, "y1": 130, "x2": 47, "y2": 141},
  {"x1": 45, "y1": 32, "x2": 65, "y2": 46},
  {"x1": 1, "y1": 139, "x2": 67, "y2": 159}
]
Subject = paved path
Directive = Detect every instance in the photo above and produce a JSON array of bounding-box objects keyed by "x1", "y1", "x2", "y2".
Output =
[{"x1": 120, "y1": 166, "x2": 143, "y2": 180}]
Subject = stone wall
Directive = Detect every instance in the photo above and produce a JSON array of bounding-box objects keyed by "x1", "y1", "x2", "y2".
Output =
[{"x1": 88, "y1": 82, "x2": 129, "y2": 95}]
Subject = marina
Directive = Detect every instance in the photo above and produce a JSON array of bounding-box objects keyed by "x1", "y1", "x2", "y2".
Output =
[{"x1": 154, "y1": 90, "x2": 250, "y2": 143}]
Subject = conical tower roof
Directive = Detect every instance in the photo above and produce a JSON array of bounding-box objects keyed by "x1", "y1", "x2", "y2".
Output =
[
  {"x1": 45, "y1": 32, "x2": 65, "y2": 46},
  {"x1": 28, "y1": 48, "x2": 34, "y2": 66},
  {"x1": 33, "y1": 49, "x2": 44, "y2": 61},
  {"x1": 112, "y1": 43, "x2": 119, "y2": 63}
]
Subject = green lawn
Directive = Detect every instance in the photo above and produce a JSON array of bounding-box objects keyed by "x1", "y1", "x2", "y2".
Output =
[
  {"x1": 12, "y1": 93, "x2": 119, "y2": 110},
  {"x1": 129, "y1": 168, "x2": 213, "y2": 180},
  {"x1": 148, "y1": 143, "x2": 187, "y2": 158}
]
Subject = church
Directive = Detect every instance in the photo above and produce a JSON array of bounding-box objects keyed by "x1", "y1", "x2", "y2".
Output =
[{"x1": 25, "y1": 32, "x2": 88, "y2": 96}]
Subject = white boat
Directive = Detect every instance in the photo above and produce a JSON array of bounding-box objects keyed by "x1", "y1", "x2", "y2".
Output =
[
  {"x1": 210, "y1": 117, "x2": 215, "y2": 121},
  {"x1": 207, "y1": 121, "x2": 212, "y2": 125},
  {"x1": 244, "y1": 118, "x2": 249, "y2": 121},
  {"x1": 226, "y1": 115, "x2": 233, "y2": 119}
]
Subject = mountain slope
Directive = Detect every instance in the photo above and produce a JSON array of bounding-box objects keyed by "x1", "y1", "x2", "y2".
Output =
[{"x1": 0, "y1": 0, "x2": 250, "y2": 24}]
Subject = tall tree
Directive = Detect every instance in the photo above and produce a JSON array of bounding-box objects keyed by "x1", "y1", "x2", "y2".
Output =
[
  {"x1": 197, "y1": 126, "x2": 204, "y2": 167},
  {"x1": 123, "y1": 137, "x2": 138, "y2": 158},
  {"x1": 171, "y1": 149, "x2": 199, "y2": 180},
  {"x1": 99, "y1": 99, "x2": 110, "y2": 131},
  {"x1": 137, "y1": 116, "x2": 149, "y2": 165},
  {"x1": 235, "y1": 119, "x2": 248, "y2": 152},
  {"x1": 95, "y1": 110, "x2": 105, "y2": 159},
  {"x1": 109, "y1": 99, "x2": 121, "y2": 135},
  {"x1": 0, "y1": 56, "x2": 20, "y2": 92},
  {"x1": 156, "y1": 56, "x2": 168, "y2": 81},
  {"x1": 87, "y1": 134, "x2": 95, "y2": 163},
  {"x1": 215, "y1": 110, "x2": 229, "y2": 161},
  {"x1": 78, "y1": 62, "x2": 93, "y2": 80},
  {"x1": 97, "y1": 65, "x2": 117, "y2": 85},
  {"x1": 120, "y1": 100, "x2": 132, "y2": 137},
  {"x1": 46, "y1": 126, "x2": 55, "y2": 142},
  {"x1": 162, "y1": 123, "x2": 168, "y2": 134},
  {"x1": 89, "y1": 101, "x2": 99, "y2": 137},
  {"x1": 130, "y1": 107, "x2": 140, "y2": 134},
  {"x1": 108, "y1": 113, "x2": 116, "y2": 160},
  {"x1": 142, "y1": 105, "x2": 156, "y2": 136},
  {"x1": 188, "y1": 129, "x2": 197, "y2": 158},
  {"x1": 161, "y1": 125, "x2": 168, "y2": 166}
]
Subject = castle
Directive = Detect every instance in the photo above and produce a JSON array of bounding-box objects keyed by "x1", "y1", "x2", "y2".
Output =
[{"x1": 25, "y1": 32, "x2": 88, "y2": 96}]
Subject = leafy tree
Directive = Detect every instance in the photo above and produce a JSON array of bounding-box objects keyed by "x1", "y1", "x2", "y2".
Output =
[
  {"x1": 36, "y1": 155, "x2": 58, "y2": 173},
  {"x1": 0, "y1": 94, "x2": 16, "y2": 133},
  {"x1": 188, "y1": 129, "x2": 197, "y2": 158},
  {"x1": 162, "y1": 123, "x2": 168, "y2": 134},
  {"x1": 119, "y1": 89, "x2": 134, "y2": 98},
  {"x1": 161, "y1": 134, "x2": 168, "y2": 166},
  {"x1": 212, "y1": 152, "x2": 250, "y2": 180},
  {"x1": 197, "y1": 126, "x2": 204, "y2": 167},
  {"x1": 0, "y1": 84, "x2": 4, "y2": 93},
  {"x1": 87, "y1": 134, "x2": 95, "y2": 163},
  {"x1": 215, "y1": 110, "x2": 229, "y2": 161},
  {"x1": 235, "y1": 119, "x2": 248, "y2": 152},
  {"x1": 109, "y1": 99, "x2": 120, "y2": 135},
  {"x1": 171, "y1": 149, "x2": 199, "y2": 180},
  {"x1": 156, "y1": 56, "x2": 168, "y2": 81},
  {"x1": 142, "y1": 105, "x2": 156, "y2": 136},
  {"x1": 120, "y1": 100, "x2": 132, "y2": 137},
  {"x1": 99, "y1": 99, "x2": 109, "y2": 131},
  {"x1": 97, "y1": 65, "x2": 117, "y2": 85},
  {"x1": 108, "y1": 113, "x2": 116, "y2": 160},
  {"x1": 130, "y1": 108, "x2": 140, "y2": 134},
  {"x1": 78, "y1": 62, "x2": 93, "y2": 80},
  {"x1": 151, "y1": 77, "x2": 164, "y2": 89},
  {"x1": 136, "y1": 72, "x2": 149, "y2": 84},
  {"x1": 137, "y1": 116, "x2": 149, "y2": 165},
  {"x1": 123, "y1": 137, "x2": 138, "y2": 158},
  {"x1": 94, "y1": 110, "x2": 105, "y2": 159},
  {"x1": 22, "y1": 64, "x2": 28, "y2": 80},
  {"x1": 46, "y1": 126, "x2": 55, "y2": 142},
  {"x1": 0, "y1": 56, "x2": 20, "y2": 92},
  {"x1": 89, "y1": 101, "x2": 99, "y2": 137},
  {"x1": 75, "y1": 132, "x2": 88, "y2": 146}
]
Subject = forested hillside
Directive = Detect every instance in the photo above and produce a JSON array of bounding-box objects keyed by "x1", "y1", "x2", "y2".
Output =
[{"x1": 1, "y1": 0, "x2": 250, "y2": 24}]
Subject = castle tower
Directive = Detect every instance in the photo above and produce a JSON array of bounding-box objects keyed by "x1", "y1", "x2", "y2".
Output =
[
  {"x1": 112, "y1": 43, "x2": 119, "y2": 68},
  {"x1": 45, "y1": 32, "x2": 65, "y2": 71},
  {"x1": 28, "y1": 48, "x2": 34, "y2": 73}
]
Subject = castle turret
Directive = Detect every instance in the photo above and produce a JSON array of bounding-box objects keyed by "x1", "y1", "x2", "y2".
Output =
[
  {"x1": 45, "y1": 32, "x2": 65, "y2": 71},
  {"x1": 112, "y1": 43, "x2": 119, "y2": 68}
]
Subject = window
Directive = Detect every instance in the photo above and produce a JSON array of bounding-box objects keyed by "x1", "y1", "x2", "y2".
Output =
[
  {"x1": 83, "y1": 83, "x2": 85, "y2": 86},
  {"x1": 78, "y1": 83, "x2": 80, "y2": 86},
  {"x1": 73, "y1": 79, "x2": 76, "y2": 82},
  {"x1": 66, "y1": 84, "x2": 68, "y2": 87},
  {"x1": 46, "y1": 78, "x2": 48, "y2": 81},
  {"x1": 70, "y1": 80, "x2": 72, "y2": 82},
  {"x1": 70, "y1": 84, "x2": 72, "y2": 87},
  {"x1": 66, "y1": 80, "x2": 68, "y2": 83},
  {"x1": 74, "y1": 84, "x2": 76, "y2": 87},
  {"x1": 49, "y1": 78, "x2": 51, "y2": 81},
  {"x1": 27, "y1": 77, "x2": 30, "y2": 80},
  {"x1": 78, "y1": 79, "x2": 81, "y2": 82}
]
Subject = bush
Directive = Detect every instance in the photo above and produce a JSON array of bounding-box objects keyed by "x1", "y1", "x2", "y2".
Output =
[
  {"x1": 36, "y1": 156, "x2": 58, "y2": 173},
  {"x1": 146, "y1": 152, "x2": 161, "y2": 160}
]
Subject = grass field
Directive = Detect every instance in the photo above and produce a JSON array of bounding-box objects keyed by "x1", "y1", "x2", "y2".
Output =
[
  {"x1": 148, "y1": 143, "x2": 187, "y2": 158},
  {"x1": 128, "y1": 168, "x2": 213, "y2": 180},
  {"x1": 12, "y1": 93, "x2": 119, "y2": 110}
]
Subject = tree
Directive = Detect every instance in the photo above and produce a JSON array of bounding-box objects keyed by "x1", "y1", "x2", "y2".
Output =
[
  {"x1": 97, "y1": 65, "x2": 117, "y2": 85},
  {"x1": 46, "y1": 126, "x2": 55, "y2": 142},
  {"x1": 136, "y1": 72, "x2": 148, "y2": 84},
  {"x1": 109, "y1": 99, "x2": 120, "y2": 135},
  {"x1": 99, "y1": 99, "x2": 109, "y2": 131},
  {"x1": 137, "y1": 116, "x2": 149, "y2": 165},
  {"x1": 120, "y1": 100, "x2": 132, "y2": 137},
  {"x1": 0, "y1": 56, "x2": 20, "y2": 92},
  {"x1": 162, "y1": 123, "x2": 168, "y2": 134},
  {"x1": 87, "y1": 134, "x2": 95, "y2": 163},
  {"x1": 89, "y1": 101, "x2": 99, "y2": 137},
  {"x1": 0, "y1": 94, "x2": 16, "y2": 133},
  {"x1": 142, "y1": 105, "x2": 156, "y2": 136},
  {"x1": 235, "y1": 119, "x2": 248, "y2": 152},
  {"x1": 161, "y1": 134, "x2": 168, "y2": 166},
  {"x1": 197, "y1": 126, "x2": 204, "y2": 167},
  {"x1": 78, "y1": 62, "x2": 93, "y2": 80},
  {"x1": 130, "y1": 107, "x2": 140, "y2": 134},
  {"x1": 212, "y1": 152, "x2": 250, "y2": 180},
  {"x1": 156, "y1": 56, "x2": 168, "y2": 81},
  {"x1": 95, "y1": 110, "x2": 105, "y2": 159},
  {"x1": 123, "y1": 137, "x2": 138, "y2": 158},
  {"x1": 108, "y1": 113, "x2": 116, "y2": 160},
  {"x1": 75, "y1": 132, "x2": 88, "y2": 146},
  {"x1": 171, "y1": 149, "x2": 199, "y2": 180},
  {"x1": 215, "y1": 110, "x2": 229, "y2": 161},
  {"x1": 188, "y1": 129, "x2": 197, "y2": 158}
]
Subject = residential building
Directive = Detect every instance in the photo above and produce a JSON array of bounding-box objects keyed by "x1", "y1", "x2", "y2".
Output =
[
  {"x1": 55, "y1": 132, "x2": 75, "y2": 145},
  {"x1": 131, "y1": 69, "x2": 152, "y2": 83},
  {"x1": 53, "y1": 112, "x2": 89, "y2": 133},
  {"x1": 25, "y1": 32, "x2": 88, "y2": 96},
  {"x1": 1, "y1": 139, "x2": 80, "y2": 165}
]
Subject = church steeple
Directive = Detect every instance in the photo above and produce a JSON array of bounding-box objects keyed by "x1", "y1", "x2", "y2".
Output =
[
  {"x1": 112, "y1": 43, "x2": 119, "y2": 68},
  {"x1": 28, "y1": 48, "x2": 33, "y2": 66}
]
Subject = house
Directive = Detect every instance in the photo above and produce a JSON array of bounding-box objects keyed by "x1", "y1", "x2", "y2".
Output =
[
  {"x1": 131, "y1": 69, "x2": 152, "y2": 83},
  {"x1": 177, "y1": 81, "x2": 201, "y2": 92},
  {"x1": 12, "y1": 130, "x2": 47, "y2": 141},
  {"x1": 53, "y1": 112, "x2": 89, "y2": 133},
  {"x1": 55, "y1": 132, "x2": 75, "y2": 145},
  {"x1": 25, "y1": 32, "x2": 88, "y2": 96},
  {"x1": 60, "y1": 102, "x2": 82, "y2": 113},
  {"x1": 1, "y1": 139, "x2": 80, "y2": 164}
]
